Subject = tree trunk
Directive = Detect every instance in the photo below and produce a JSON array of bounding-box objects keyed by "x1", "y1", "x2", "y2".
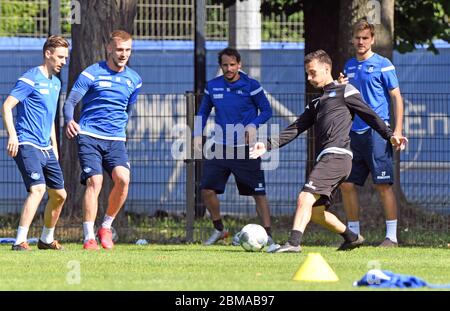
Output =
[
  {"x1": 303, "y1": 0, "x2": 340, "y2": 176},
  {"x1": 61, "y1": 0, "x2": 137, "y2": 230}
]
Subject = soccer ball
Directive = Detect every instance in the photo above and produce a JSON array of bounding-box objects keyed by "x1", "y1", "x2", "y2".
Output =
[{"x1": 239, "y1": 224, "x2": 268, "y2": 252}]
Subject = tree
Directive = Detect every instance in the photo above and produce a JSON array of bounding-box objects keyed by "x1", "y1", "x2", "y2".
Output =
[
  {"x1": 61, "y1": 0, "x2": 137, "y2": 228},
  {"x1": 215, "y1": 0, "x2": 449, "y2": 55}
]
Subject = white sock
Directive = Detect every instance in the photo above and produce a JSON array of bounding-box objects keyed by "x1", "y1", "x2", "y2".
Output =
[
  {"x1": 386, "y1": 219, "x2": 398, "y2": 243},
  {"x1": 347, "y1": 221, "x2": 360, "y2": 235},
  {"x1": 101, "y1": 215, "x2": 115, "y2": 229},
  {"x1": 40, "y1": 226, "x2": 55, "y2": 244},
  {"x1": 15, "y1": 226, "x2": 29, "y2": 245},
  {"x1": 83, "y1": 222, "x2": 96, "y2": 242}
]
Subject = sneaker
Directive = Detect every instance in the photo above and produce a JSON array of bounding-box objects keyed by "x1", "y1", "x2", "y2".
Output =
[
  {"x1": 11, "y1": 241, "x2": 31, "y2": 251},
  {"x1": 379, "y1": 238, "x2": 398, "y2": 247},
  {"x1": 273, "y1": 241, "x2": 302, "y2": 253},
  {"x1": 232, "y1": 231, "x2": 242, "y2": 246},
  {"x1": 97, "y1": 227, "x2": 114, "y2": 249},
  {"x1": 83, "y1": 239, "x2": 99, "y2": 250},
  {"x1": 337, "y1": 234, "x2": 365, "y2": 251},
  {"x1": 37, "y1": 239, "x2": 64, "y2": 250},
  {"x1": 203, "y1": 229, "x2": 229, "y2": 245},
  {"x1": 267, "y1": 236, "x2": 275, "y2": 246}
]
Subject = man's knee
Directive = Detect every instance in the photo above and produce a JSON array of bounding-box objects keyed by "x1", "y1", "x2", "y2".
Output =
[
  {"x1": 113, "y1": 170, "x2": 130, "y2": 188},
  {"x1": 86, "y1": 175, "x2": 103, "y2": 193},
  {"x1": 50, "y1": 189, "x2": 67, "y2": 204},
  {"x1": 375, "y1": 183, "x2": 393, "y2": 196},
  {"x1": 201, "y1": 189, "x2": 216, "y2": 199},
  {"x1": 29, "y1": 184, "x2": 46, "y2": 197},
  {"x1": 340, "y1": 182, "x2": 356, "y2": 194}
]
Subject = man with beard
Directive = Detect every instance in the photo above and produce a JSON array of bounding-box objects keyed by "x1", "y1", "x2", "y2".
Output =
[
  {"x1": 194, "y1": 47, "x2": 274, "y2": 246},
  {"x1": 63, "y1": 30, "x2": 142, "y2": 250}
]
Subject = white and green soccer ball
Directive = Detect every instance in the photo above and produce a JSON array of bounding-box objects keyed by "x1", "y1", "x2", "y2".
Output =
[{"x1": 238, "y1": 224, "x2": 268, "y2": 252}]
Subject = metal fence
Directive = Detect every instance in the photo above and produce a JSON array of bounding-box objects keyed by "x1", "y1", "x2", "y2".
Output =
[
  {"x1": 0, "y1": 0, "x2": 303, "y2": 41},
  {"x1": 0, "y1": 92, "x2": 449, "y2": 243}
]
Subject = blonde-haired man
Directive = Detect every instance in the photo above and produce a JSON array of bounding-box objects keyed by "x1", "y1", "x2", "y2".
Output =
[{"x1": 63, "y1": 30, "x2": 142, "y2": 250}]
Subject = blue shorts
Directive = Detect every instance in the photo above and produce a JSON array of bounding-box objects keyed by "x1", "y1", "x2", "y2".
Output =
[
  {"x1": 346, "y1": 129, "x2": 393, "y2": 186},
  {"x1": 200, "y1": 145, "x2": 266, "y2": 196},
  {"x1": 14, "y1": 144, "x2": 64, "y2": 192},
  {"x1": 77, "y1": 135, "x2": 130, "y2": 185}
]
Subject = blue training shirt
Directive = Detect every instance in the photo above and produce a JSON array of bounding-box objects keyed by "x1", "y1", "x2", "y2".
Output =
[
  {"x1": 194, "y1": 72, "x2": 272, "y2": 146},
  {"x1": 9, "y1": 66, "x2": 61, "y2": 149},
  {"x1": 70, "y1": 61, "x2": 142, "y2": 140},
  {"x1": 344, "y1": 53, "x2": 399, "y2": 132}
]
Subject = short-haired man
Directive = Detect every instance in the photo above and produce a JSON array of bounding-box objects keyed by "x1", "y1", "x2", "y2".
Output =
[
  {"x1": 250, "y1": 50, "x2": 407, "y2": 253},
  {"x1": 2, "y1": 36, "x2": 69, "y2": 251},
  {"x1": 339, "y1": 19, "x2": 405, "y2": 247},
  {"x1": 194, "y1": 47, "x2": 274, "y2": 245},
  {"x1": 63, "y1": 30, "x2": 142, "y2": 250}
]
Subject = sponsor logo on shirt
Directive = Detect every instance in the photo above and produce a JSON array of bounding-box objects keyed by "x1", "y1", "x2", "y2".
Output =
[
  {"x1": 348, "y1": 66, "x2": 356, "y2": 70},
  {"x1": 213, "y1": 88, "x2": 224, "y2": 91},
  {"x1": 236, "y1": 90, "x2": 243, "y2": 95},
  {"x1": 99, "y1": 81, "x2": 112, "y2": 87},
  {"x1": 39, "y1": 89, "x2": 50, "y2": 95},
  {"x1": 99, "y1": 76, "x2": 112, "y2": 80},
  {"x1": 328, "y1": 91, "x2": 336, "y2": 97},
  {"x1": 213, "y1": 93, "x2": 224, "y2": 99}
]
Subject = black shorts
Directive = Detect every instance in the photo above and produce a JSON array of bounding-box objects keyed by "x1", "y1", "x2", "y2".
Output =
[
  {"x1": 302, "y1": 153, "x2": 352, "y2": 208},
  {"x1": 201, "y1": 144, "x2": 266, "y2": 196}
]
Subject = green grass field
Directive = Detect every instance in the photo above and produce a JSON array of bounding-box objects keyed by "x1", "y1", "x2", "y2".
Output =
[{"x1": 0, "y1": 243, "x2": 449, "y2": 291}]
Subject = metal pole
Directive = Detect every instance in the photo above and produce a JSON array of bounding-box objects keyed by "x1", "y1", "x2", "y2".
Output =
[
  {"x1": 185, "y1": 92, "x2": 196, "y2": 243},
  {"x1": 49, "y1": 0, "x2": 61, "y2": 36},
  {"x1": 49, "y1": 0, "x2": 62, "y2": 153},
  {"x1": 194, "y1": 0, "x2": 206, "y2": 217}
]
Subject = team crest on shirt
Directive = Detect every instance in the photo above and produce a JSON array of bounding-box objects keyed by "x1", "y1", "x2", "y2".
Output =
[
  {"x1": 328, "y1": 91, "x2": 336, "y2": 97},
  {"x1": 126, "y1": 79, "x2": 132, "y2": 87},
  {"x1": 367, "y1": 65, "x2": 374, "y2": 73},
  {"x1": 83, "y1": 167, "x2": 92, "y2": 173}
]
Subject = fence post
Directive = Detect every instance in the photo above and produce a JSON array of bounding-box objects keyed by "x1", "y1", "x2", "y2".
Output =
[{"x1": 185, "y1": 92, "x2": 195, "y2": 243}]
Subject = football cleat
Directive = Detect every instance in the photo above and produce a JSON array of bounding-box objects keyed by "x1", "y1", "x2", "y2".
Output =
[
  {"x1": 337, "y1": 234, "x2": 365, "y2": 251},
  {"x1": 97, "y1": 227, "x2": 114, "y2": 249},
  {"x1": 11, "y1": 241, "x2": 31, "y2": 251},
  {"x1": 37, "y1": 239, "x2": 64, "y2": 250},
  {"x1": 203, "y1": 229, "x2": 229, "y2": 245},
  {"x1": 83, "y1": 239, "x2": 99, "y2": 250}
]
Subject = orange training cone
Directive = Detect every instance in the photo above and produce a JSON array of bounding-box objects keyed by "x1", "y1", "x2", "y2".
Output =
[{"x1": 292, "y1": 253, "x2": 339, "y2": 282}]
